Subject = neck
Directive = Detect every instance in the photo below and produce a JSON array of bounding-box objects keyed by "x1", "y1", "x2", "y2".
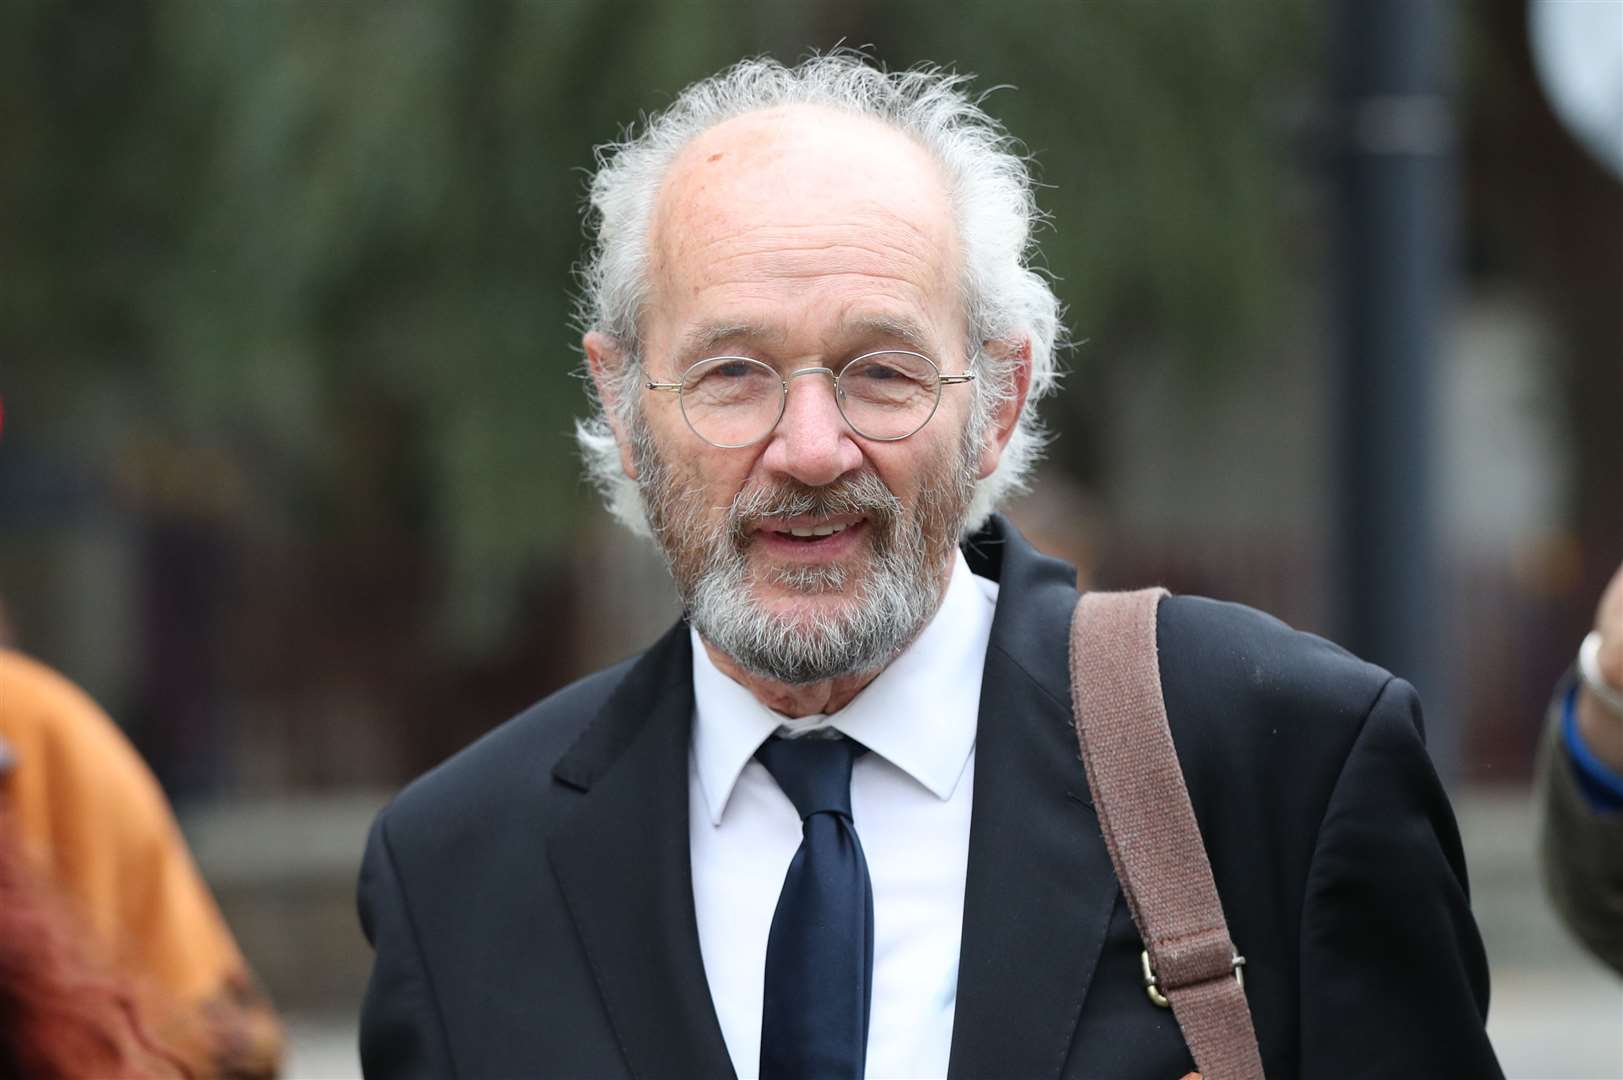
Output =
[{"x1": 700, "y1": 641, "x2": 881, "y2": 717}]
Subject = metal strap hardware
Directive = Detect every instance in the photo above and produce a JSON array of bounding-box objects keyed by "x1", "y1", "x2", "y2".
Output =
[{"x1": 1141, "y1": 948, "x2": 1247, "y2": 1009}]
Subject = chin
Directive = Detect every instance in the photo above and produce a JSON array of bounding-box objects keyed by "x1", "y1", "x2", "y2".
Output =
[
  {"x1": 745, "y1": 545, "x2": 861, "y2": 590},
  {"x1": 690, "y1": 559, "x2": 934, "y2": 687},
  {"x1": 749, "y1": 584, "x2": 863, "y2": 624}
]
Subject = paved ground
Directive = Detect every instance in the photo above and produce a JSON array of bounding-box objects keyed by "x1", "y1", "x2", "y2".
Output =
[
  {"x1": 192, "y1": 789, "x2": 1623, "y2": 1080},
  {"x1": 1464, "y1": 791, "x2": 1622, "y2": 1080},
  {"x1": 282, "y1": 1014, "x2": 361, "y2": 1080}
]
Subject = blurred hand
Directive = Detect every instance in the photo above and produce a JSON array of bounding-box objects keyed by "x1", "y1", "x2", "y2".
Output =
[{"x1": 1576, "y1": 561, "x2": 1623, "y2": 771}]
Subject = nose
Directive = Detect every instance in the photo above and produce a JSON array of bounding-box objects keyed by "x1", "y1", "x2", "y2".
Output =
[{"x1": 759, "y1": 369, "x2": 865, "y2": 487}]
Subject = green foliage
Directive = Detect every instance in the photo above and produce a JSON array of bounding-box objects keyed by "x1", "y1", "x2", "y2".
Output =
[
  {"x1": 3, "y1": 0, "x2": 1317, "y2": 641},
  {"x1": 877, "y1": 0, "x2": 1318, "y2": 369}
]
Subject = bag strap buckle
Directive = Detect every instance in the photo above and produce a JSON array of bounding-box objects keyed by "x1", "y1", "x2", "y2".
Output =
[{"x1": 1141, "y1": 948, "x2": 1246, "y2": 1009}]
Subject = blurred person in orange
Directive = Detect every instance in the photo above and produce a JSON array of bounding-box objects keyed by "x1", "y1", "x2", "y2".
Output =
[
  {"x1": 1539, "y1": 559, "x2": 1623, "y2": 974},
  {"x1": 1, "y1": 794, "x2": 196, "y2": 1078},
  {"x1": 0, "y1": 647, "x2": 284, "y2": 1077}
]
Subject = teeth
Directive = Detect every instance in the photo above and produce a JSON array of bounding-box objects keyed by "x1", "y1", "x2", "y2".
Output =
[{"x1": 784, "y1": 523, "x2": 848, "y2": 538}]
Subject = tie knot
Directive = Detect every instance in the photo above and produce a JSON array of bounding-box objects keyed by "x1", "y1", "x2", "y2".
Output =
[{"x1": 755, "y1": 735, "x2": 861, "y2": 821}]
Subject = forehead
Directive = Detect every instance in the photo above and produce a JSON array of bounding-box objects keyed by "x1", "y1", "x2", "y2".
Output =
[{"x1": 644, "y1": 105, "x2": 963, "y2": 362}]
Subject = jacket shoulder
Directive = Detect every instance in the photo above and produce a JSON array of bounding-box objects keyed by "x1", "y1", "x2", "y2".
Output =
[
  {"x1": 1154, "y1": 594, "x2": 1415, "y2": 820},
  {"x1": 380, "y1": 656, "x2": 639, "y2": 842},
  {"x1": 1157, "y1": 593, "x2": 1397, "y2": 733},
  {"x1": 1146, "y1": 598, "x2": 1493, "y2": 1075}
]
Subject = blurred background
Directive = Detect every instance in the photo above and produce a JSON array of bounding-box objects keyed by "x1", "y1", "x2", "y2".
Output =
[{"x1": 2, "y1": 1, "x2": 1619, "y2": 1076}]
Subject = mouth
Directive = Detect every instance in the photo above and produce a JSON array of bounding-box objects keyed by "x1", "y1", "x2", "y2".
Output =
[{"x1": 750, "y1": 515, "x2": 868, "y2": 555}]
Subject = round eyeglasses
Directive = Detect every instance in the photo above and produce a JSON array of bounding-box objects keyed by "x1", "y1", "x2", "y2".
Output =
[{"x1": 645, "y1": 350, "x2": 976, "y2": 449}]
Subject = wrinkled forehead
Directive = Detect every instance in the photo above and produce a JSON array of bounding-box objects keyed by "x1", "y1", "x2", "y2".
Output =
[
  {"x1": 644, "y1": 106, "x2": 965, "y2": 351},
  {"x1": 653, "y1": 105, "x2": 957, "y2": 236}
]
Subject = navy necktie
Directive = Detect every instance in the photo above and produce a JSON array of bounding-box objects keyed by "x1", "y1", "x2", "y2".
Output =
[{"x1": 756, "y1": 735, "x2": 874, "y2": 1080}]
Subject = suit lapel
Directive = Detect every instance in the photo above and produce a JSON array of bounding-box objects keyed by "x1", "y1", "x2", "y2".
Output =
[
  {"x1": 948, "y1": 522, "x2": 1121, "y2": 1080},
  {"x1": 547, "y1": 626, "x2": 736, "y2": 1080}
]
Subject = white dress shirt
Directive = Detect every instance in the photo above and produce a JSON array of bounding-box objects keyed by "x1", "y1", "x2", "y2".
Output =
[{"x1": 689, "y1": 551, "x2": 999, "y2": 1080}]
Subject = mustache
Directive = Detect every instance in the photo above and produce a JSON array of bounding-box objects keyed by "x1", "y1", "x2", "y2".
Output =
[{"x1": 727, "y1": 472, "x2": 902, "y2": 539}]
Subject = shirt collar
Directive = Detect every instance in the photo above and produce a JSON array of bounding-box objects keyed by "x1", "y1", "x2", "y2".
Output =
[{"x1": 690, "y1": 550, "x2": 996, "y2": 826}]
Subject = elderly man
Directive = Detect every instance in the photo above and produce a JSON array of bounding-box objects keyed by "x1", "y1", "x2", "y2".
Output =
[{"x1": 359, "y1": 56, "x2": 1502, "y2": 1079}]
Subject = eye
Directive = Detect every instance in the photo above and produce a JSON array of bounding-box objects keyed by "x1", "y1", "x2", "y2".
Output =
[
  {"x1": 843, "y1": 353, "x2": 934, "y2": 385},
  {"x1": 683, "y1": 357, "x2": 778, "y2": 408},
  {"x1": 840, "y1": 353, "x2": 938, "y2": 411}
]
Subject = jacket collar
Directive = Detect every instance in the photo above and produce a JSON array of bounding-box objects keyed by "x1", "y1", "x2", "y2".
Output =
[
  {"x1": 947, "y1": 515, "x2": 1118, "y2": 1079},
  {"x1": 547, "y1": 622, "x2": 738, "y2": 1079}
]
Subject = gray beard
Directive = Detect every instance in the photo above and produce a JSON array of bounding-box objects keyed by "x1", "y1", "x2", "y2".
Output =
[{"x1": 634, "y1": 423, "x2": 980, "y2": 686}]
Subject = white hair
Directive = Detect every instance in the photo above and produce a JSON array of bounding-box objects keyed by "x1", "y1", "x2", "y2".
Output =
[{"x1": 574, "y1": 51, "x2": 1064, "y2": 536}]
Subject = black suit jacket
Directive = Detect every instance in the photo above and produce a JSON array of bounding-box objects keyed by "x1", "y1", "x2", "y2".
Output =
[{"x1": 359, "y1": 517, "x2": 1502, "y2": 1079}]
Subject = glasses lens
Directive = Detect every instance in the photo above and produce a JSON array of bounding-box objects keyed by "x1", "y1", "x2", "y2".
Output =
[
  {"x1": 680, "y1": 357, "x2": 783, "y2": 447},
  {"x1": 838, "y1": 352, "x2": 941, "y2": 439}
]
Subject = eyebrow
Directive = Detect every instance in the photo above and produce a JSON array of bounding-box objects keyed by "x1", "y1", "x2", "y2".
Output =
[
  {"x1": 674, "y1": 322, "x2": 780, "y2": 362},
  {"x1": 673, "y1": 315, "x2": 936, "y2": 363},
  {"x1": 846, "y1": 315, "x2": 934, "y2": 354}
]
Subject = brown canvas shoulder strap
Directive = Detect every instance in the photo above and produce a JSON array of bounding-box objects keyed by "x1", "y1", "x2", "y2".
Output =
[{"x1": 1068, "y1": 589, "x2": 1265, "y2": 1080}]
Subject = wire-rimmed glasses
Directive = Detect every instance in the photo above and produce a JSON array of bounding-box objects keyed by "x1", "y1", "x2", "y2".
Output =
[{"x1": 645, "y1": 350, "x2": 975, "y2": 448}]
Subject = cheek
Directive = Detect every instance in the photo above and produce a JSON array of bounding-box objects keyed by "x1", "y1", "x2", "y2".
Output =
[
  {"x1": 656, "y1": 432, "x2": 760, "y2": 509},
  {"x1": 705, "y1": 459, "x2": 758, "y2": 509},
  {"x1": 862, "y1": 435, "x2": 955, "y2": 499}
]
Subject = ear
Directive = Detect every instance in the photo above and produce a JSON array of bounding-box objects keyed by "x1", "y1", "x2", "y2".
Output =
[
  {"x1": 975, "y1": 337, "x2": 1033, "y2": 480},
  {"x1": 583, "y1": 330, "x2": 639, "y2": 481}
]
